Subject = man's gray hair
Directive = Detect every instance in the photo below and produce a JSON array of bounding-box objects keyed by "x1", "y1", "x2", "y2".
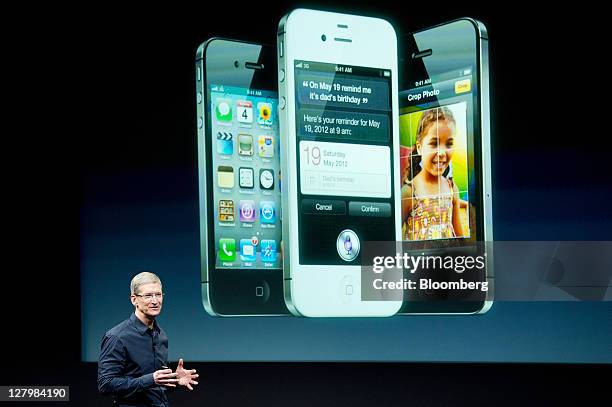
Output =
[{"x1": 130, "y1": 271, "x2": 162, "y2": 295}]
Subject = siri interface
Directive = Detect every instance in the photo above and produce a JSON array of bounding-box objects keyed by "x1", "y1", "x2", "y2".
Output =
[{"x1": 293, "y1": 61, "x2": 396, "y2": 265}]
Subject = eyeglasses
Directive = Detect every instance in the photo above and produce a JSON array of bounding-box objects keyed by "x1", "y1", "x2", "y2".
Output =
[{"x1": 134, "y1": 292, "x2": 164, "y2": 302}]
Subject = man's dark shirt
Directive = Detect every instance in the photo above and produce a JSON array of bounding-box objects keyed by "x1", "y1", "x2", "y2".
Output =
[{"x1": 98, "y1": 313, "x2": 171, "y2": 407}]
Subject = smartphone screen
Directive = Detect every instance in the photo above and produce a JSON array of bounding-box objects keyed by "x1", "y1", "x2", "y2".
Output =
[
  {"x1": 293, "y1": 60, "x2": 395, "y2": 265},
  {"x1": 210, "y1": 85, "x2": 282, "y2": 270},
  {"x1": 400, "y1": 76, "x2": 476, "y2": 243},
  {"x1": 399, "y1": 20, "x2": 489, "y2": 312}
]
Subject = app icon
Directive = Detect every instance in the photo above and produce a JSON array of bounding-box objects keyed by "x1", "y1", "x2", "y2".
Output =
[
  {"x1": 258, "y1": 135, "x2": 274, "y2": 158},
  {"x1": 260, "y1": 239, "x2": 277, "y2": 262},
  {"x1": 217, "y1": 166, "x2": 234, "y2": 189},
  {"x1": 260, "y1": 201, "x2": 276, "y2": 224},
  {"x1": 240, "y1": 239, "x2": 257, "y2": 262},
  {"x1": 218, "y1": 238, "x2": 236, "y2": 262},
  {"x1": 259, "y1": 169, "x2": 274, "y2": 190},
  {"x1": 239, "y1": 200, "x2": 256, "y2": 222},
  {"x1": 216, "y1": 132, "x2": 233, "y2": 155},
  {"x1": 215, "y1": 99, "x2": 232, "y2": 122},
  {"x1": 257, "y1": 102, "x2": 273, "y2": 125},
  {"x1": 237, "y1": 100, "x2": 253, "y2": 123},
  {"x1": 218, "y1": 199, "x2": 235, "y2": 222},
  {"x1": 239, "y1": 167, "x2": 254, "y2": 189},
  {"x1": 238, "y1": 134, "x2": 253, "y2": 156}
]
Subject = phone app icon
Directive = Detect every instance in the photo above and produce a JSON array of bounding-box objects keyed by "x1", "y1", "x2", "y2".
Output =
[
  {"x1": 258, "y1": 135, "x2": 274, "y2": 158},
  {"x1": 239, "y1": 200, "x2": 256, "y2": 223},
  {"x1": 215, "y1": 99, "x2": 232, "y2": 122},
  {"x1": 240, "y1": 239, "x2": 257, "y2": 262},
  {"x1": 218, "y1": 238, "x2": 236, "y2": 262},
  {"x1": 260, "y1": 239, "x2": 277, "y2": 262},
  {"x1": 218, "y1": 199, "x2": 235, "y2": 222},
  {"x1": 217, "y1": 166, "x2": 234, "y2": 189},
  {"x1": 257, "y1": 102, "x2": 273, "y2": 125},
  {"x1": 239, "y1": 167, "x2": 254, "y2": 189},
  {"x1": 216, "y1": 132, "x2": 233, "y2": 155},
  {"x1": 260, "y1": 201, "x2": 276, "y2": 224},
  {"x1": 238, "y1": 134, "x2": 253, "y2": 156},
  {"x1": 259, "y1": 168, "x2": 274, "y2": 190},
  {"x1": 237, "y1": 100, "x2": 253, "y2": 123}
]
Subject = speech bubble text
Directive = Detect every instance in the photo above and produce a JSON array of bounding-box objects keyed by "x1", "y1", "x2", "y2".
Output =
[
  {"x1": 297, "y1": 72, "x2": 389, "y2": 111},
  {"x1": 298, "y1": 109, "x2": 389, "y2": 142}
]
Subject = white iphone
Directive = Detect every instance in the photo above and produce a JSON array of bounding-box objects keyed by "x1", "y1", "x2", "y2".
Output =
[{"x1": 277, "y1": 9, "x2": 403, "y2": 316}]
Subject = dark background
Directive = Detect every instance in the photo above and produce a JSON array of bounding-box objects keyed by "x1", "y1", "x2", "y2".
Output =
[{"x1": 7, "y1": 0, "x2": 610, "y2": 405}]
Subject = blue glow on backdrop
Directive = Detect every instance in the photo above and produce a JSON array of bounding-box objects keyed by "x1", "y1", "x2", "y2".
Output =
[{"x1": 81, "y1": 157, "x2": 612, "y2": 363}]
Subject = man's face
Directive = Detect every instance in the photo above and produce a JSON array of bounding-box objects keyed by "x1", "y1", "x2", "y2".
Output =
[{"x1": 131, "y1": 282, "x2": 163, "y2": 318}]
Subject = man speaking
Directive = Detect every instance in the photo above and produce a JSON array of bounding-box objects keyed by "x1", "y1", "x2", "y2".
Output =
[{"x1": 98, "y1": 272, "x2": 199, "y2": 406}]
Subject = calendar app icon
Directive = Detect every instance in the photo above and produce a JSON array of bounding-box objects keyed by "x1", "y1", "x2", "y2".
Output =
[{"x1": 237, "y1": 100, "x2": 253, "y2": 123}]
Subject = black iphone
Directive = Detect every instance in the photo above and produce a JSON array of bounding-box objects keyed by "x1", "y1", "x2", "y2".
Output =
[
  {"x1": 399, "y1": 18, "x2": 494, "y2": 314},
  {"x1": 195, "y1": 38, "x2": 288, "y2": 316}
]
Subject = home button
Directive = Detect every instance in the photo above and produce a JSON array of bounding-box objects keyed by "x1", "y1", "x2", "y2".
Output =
[
  {"x1": 254, "y1": 280, "x2": 270, "y2": 303},
  {"x1": 340, "y1": 275, "x2": 356, "y2": 304}
]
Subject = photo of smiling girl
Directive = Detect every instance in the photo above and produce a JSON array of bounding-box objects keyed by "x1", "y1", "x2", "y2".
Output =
[{"x1": 401, "y1": 104, "x2": 470, "y2": 241}]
